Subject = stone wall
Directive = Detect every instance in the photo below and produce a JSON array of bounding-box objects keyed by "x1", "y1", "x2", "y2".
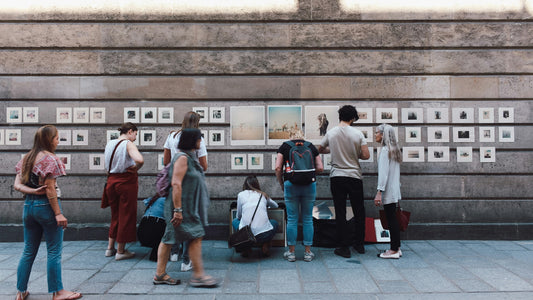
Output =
[{"x1": 1, "y1": 1, "x2": 532, "y2": 241}]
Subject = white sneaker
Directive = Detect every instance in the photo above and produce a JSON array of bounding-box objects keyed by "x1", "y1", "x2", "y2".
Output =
[
  {"x1": 283, "y1": 250, "x2": 296, "y2": 262},
  {"x1": 181, "y1": 261, "x2": 192, "y2": 272},
  {"x1": 170, "y1": 254, "x2": 179, "y2": 262},
  {"x1": 303, "y1": 251, "x2": 315, "y2": 262}
]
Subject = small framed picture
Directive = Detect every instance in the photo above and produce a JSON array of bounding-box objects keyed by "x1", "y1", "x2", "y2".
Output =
[
  {"x1": 23, "y1": 107, "x2": 39, "y2": 123},
  {"x1": 6, "y1": 107, "x2": 22, "y2": 123},
  {"x1": 402, "y1": 147, "x2": 424, "y2": 162},
  {"x1": 405, "y1": 127, "x2": 421, "y2": 143},
  {"x1": 124, "y1": 107, "x2": 139, "y2": 123},
  {"x1": 158, "y1": 107, "x2": 174, "y2": 123},
  {"x1": 453, "y1": 127, "x2": 475, "y2": 143},
  {"x1": 456, "y1": 147, "x2": 473, "y2": 162},
  {"x1": 73, "y1": 107, "x2": 89, "y2": 123},
  {"x1": 322, "y1": 154, "x2": 332, "y2": 170},
  {"x1": 193, "y1": 107, "x2": 208, "y2": 123},
  {"x1": 141, "y1": 107, "x2": 157, "y2": 123},
  {"x1": 5, "y1": 129, "x2": 21, "y2": 145},
  {"x1": 498, "y1": 107, "x2": 514, "y2": 123},
  {"x1": 72, "y1": 130, "x2": 89, "y2": 146},
  {"x1": 106, "y1": 130, "x2": 120, "y2": 142},
  {"x1": 271, "y1": 154, "x2": 278, "y2": 170},
  {"x1": 376, "y1": 108, "x2": 398, "y2": 123},
  {"x1": 209, "y1": 130, "x2": 225, "y2": 146},
  {"x1": 57, "y1": 154, "x2": 71, "y2": 170},
  {"x1": 356, "y1": 108, "x2": 373, "y2": 124},
  {"x1": 231, "y1": 154, "x2": 247, "y2": 170},
  {"x1": 56, "y1": 107, "x2": 72, "y2": 123},
  {"x1": 360, "y1": 147, "x2": 373, "y2": 163},
  {"x1": 89, "y1": 154, "x2": 105, "y2": 170},
  {"x1": 201, "y1": 130, "x2": 208, "y2": 146},
  {"x1": 90, "y1": 107, "x2": 106, "y2": 123},
  {"x1": 479, "y1": 127, "x2": 495, "y2": 143},
  {"x1": 158, "y1": 154, "x2": 165, "y2": 170},
  {"x1": 140, "y1": 130, "x2": 156, "y2": 146},
  {"x1": 452, "y1": 108, "x2": 474, "y2": 123},
  {"x1": 427, "y1": 146, "x2": 450, "y2": 162},
  {"x1": 427, "y1": 107, "x2": 449, "y2": 123},
  {"x1": 480, "y1": 147, "x2": 496, "y2": 163},
  {"x1": 0, "y1": 129, "x2": 4, "y2": 145},
  {"x1": 401, "y1": 108, "x2": 423, "y2": 123},
  {"x1": 58, "y1": 130, "x2": 71, "y2": 146},
  {"x1": 499, "y1": 127, "x2": 515, "y2": 142},
  {"x1": 358, "y1": 127, "x2": 373, "y2": 143},
  {"x1": 427, "y1": 127, "x2": 449, "y2": 143},
  {"x1": 210, "y1": 107, "x2": 226, "y2": 123},
  {"x1": 248, "y1": 154, "x2": 264, "y2": 170},
  {"x1": 478, "y1": 108, "x2": 494, "y2": 123}
]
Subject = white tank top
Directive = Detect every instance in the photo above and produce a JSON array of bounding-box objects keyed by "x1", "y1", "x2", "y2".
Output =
[{"x1": 104, "y1": 139, "x2": 135, "y2": 173}]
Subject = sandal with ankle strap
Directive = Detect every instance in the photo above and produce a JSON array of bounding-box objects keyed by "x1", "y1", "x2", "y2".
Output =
[
  {"x1": 15, "y1": 291, "x2": 29, "y2": 300},
  {"x1": 153, "y1": 272, "x2": 180, "y2": 285},
  {"x1": 189, "y1": 275, "x2": 221, "y2": 288}
]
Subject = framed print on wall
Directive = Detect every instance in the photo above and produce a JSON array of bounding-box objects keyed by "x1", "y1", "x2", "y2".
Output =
[
  {"x1": 201, "y1": 130, "x2": 208, "y2": 146},
  {"x1": 452, "y1": 108, "x2": 474, "y2": 123},
  {"x1": 210, "y1": 107, "x2": 225, "y2": 123},
  {"x1": 427, "y1": 127, "x2": 449, "y2": 143},
  {"x1": 479, "y1": 127, "x2": 495, "y2": 143},
  {"x1": 230, "y1": 106, "x2": 265, "y2": 146},
  {"x1": 231, "y1": 154, "x2": 247, "y2": 170},
  {"x1": 141, "y1": 107, "x2": 157, "y2": 123},
  {"x1": 73, "y1": 107, "x2": 89, "y2": 123},
  {"x1": 478, "y1": 108, "x2": 494, "y2": 123},
  {"x1": 209, "y1": 130, "x2": 225, "y2": 146},
  {"x1": 106, "y1": 130, "x2": 120, "y2": 142},
  {"x1": 6, "y1": 107, "x2": 22, "y2": 123},
  {"x1": 90, "y1": 107, "x2": 106, "y2": 123},
  {"x1": 499, "y1": 127, "x2": 515, "y2": 142},
  {"x1": 498, "y1": 107, "x2": 514, "y2": 123},
  {"x1": 480, "y1": 147, "x2": 496, "y2": 163},
  {"x1": 5, "y1": 129, "x2": 21, "y2": 145},
  {"x1": 322, "y1": 154, "x2": 332, "y2": 170},
  {"x1": 401, "y1": 108, "x2": 423, "y2": 123},
  {"x1": 248, "y1": 154, "x2": 264, "y2": 170},
  {"x1": 268, "y1": 105, "x2": 302, "y2": 145},
  {"x1": 56, "y1": 107, "x2": 72, "y2": 123},
  {"x1": 405, "y1": 127, "x2": 421, "y2": 143},
  {"x1": 0, "y1": 129, "x2": 4, "y2": 145},
  {"x1": 89, "y1": 154, "x2": 105, "y2": 170},
  {"x1": 271, "y1": 154, "x2": 278, "y2": 170},
  {"x1": 305, "y1": 106, "x2": 338, "y2": 142},
  {"x1": 140, "y1": 130, "x2": 156, "y2": 146},
  {"x1": 124, "y1": 107, "x2": 139, "y2": 123},
  {"x1": 356, "y1": 108, "x2": 373, "y2": 124},
  {"x1": 23, "y1": 107, "x2": 39, "y2": 123},
  {"x1": 58, "y1": 130, "x2": 71, "y2": 146},
  {"x1": 453, "y1": 127, "x2": 475, "y2": 143},
  {"x1": 72, "y1": 130, "x2": 89, "y2": 146},
  {"x1": 192, "y1": 107, "x2": 208, "y2": 123},
  {"x1": 456, "y1": 147, "x2": 473, "y2": 162},
  {"x1": 376, "y1": 108, "x2": 398, "y2": 123},
  {"x1": 357, "y1": 127, "x2": 373, "y2": 143},
  {"x1": 158, "y1": 107, "x2": 174, "y2": 123},
  {"x1": 402, "y1": 147, "x2": 425, "y2": 162},
  {"x1": 57, "y1": 154, "x2": 71, "y2": 170},
  {"x1": 158, "y1": 154, "x2": 165, "y2": 170},
  {"x1": 427, "y1": 107, "x2": 449, "y2": 123},
  {"x1": 427, "y1": 146, "x2": 450, "y2": 162}
]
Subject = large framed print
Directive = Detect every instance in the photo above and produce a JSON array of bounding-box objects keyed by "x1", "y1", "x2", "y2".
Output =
[
  {"x1": 427, "y1": 127, "x2": 449, "y2": 143},
  {"x1": 141, "y1": 107, "x2": 157, "y2": 123},
  {"x1": 499, "y1": 127, "x2": 515, "y2": 142},
  {"x1": 427, "y1": 147, "x2": 450, "y2": 162},
  {"x1": 405, "y1": 127, "x2": 421, "y2": 143},
  {"x1": 456, "y1": 147, "x2": 473, "y2": 162},
  {"x1": 376, "y1": 108, "x2": 398, "y2": 123},
  {"x1": 23, "y1": 107, "x2": 39, "y2": 123},
  {"x1": 498, "y1": 107, "x2": 514, "y2": 123},
  {"x1": 356, "y1": 108, "x2": 373, "y2": 124},
  {"x1": 90, "y1": 107, "x2": 106, "y2": 123},
  {"x1": 6, "y1": 107, "x2": 22, "y2": 123},
  {"x1": 231, "y1": 154, "x2": 247, "y2": 170},
  {"x1": 268, "y1": 105, "x2": 302, "y2": 145},
  {"x1": 304, "y1": 106, "x2": 338, "y2": 142},
  {"x1": 479, "y1": 127, "x2": 495, "y2": 143},
  {"x1": 124, "y1": 107, "x2": 139, "y2": 123},
  {"x1": 210, "y1": 107, "x2": 225, "y2": 123},
  {"x1": 5, "y1": 129, "x2": 21, "y2": 145},
  {"x1": 73, "y1": 107, "x2": 89, "y2": 123},
  {"x1": 453, "y1": 127, "x2": 475, "y2": 143},
  {"x1": 56, "y1": 107, "x2": 72, "y2": 123},
  {"x1": 478, "y1": 108, "x2": 494, "y2": 123},
  {"x1": 248, "y1": 154, "x2": 264, "y2": 170},
  {"x1": 452, "y1": 108, "x2": 474, "y2": 123},
  {"x1": 89, "y1": 154, "x2": 105, "y2": 170},
  {"x1": 230, "y1": 106, "x2": 265, "y2": 146},
  {"x1": 72, "y1": 130, "x2": 89, "y2": 146},
  {"x1": 401, "y1": 108, "x2": 423, "y2": 123},
  {"x1": 427, "y1": 107, "x2": 449, "y2": 123},
  {"x1": 480, "y1": 147, "x2": 496, "y2": 163},
  {"x1": 158, "y1": 107, "x2": 174, "y2": 123},
  {"x1": 403, "y1": 147, "x2": 424, "y2": 162},
  {"x1": 192, "y1": 107, "x2": 208, "y2": 123}
]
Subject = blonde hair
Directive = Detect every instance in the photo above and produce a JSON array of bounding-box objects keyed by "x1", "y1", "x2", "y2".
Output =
[
  {"x1": 377, "y1": 124, "x2": 402, "y2": 163},
  {"x1": 289, "y1": 129, "x2": 305, "y2": 140},
  {"x1": 21, "y1": 125, "x2": 58, "y2": 183}
]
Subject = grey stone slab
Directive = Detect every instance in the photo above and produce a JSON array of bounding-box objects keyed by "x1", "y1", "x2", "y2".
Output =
[
  {"x1": 150, "y1": 281, "x2": 186, "y2": 294},
  {"x1": 329, "y1": 268, "x2": 380, "y2": 293},
  {"x1": 451, "y1": 255, "x2": 499, "y2": 269},
  {"x1": 437, "y1": 265, "x2": 478, "y2": 281},
  {"x1": 259, "y1": 269, "x2": 301, "y2": 294},
  {"x1": 362, "y1": 260, "x2": 404, "y2": 281},
  {"x1": 77, "y1": 281, "x2": 115, "y2": 294},
  {"x1": 516, "y1": 241, "x2": 533, "y2": 251},
  {"x1": 86, "y1": 271, "x2": 125, "y2": 283},
  {"x1": 296, "y1": 259, "x2": 330, "y2": 282},
  {"x1": 376, "y1": 280, "x2": 416, "y2": 294},
  {"x1": 223, "y1": 281, "x2": 257, "y2": 294},
  {"x1": 470, "y1": 267, "x2": 533, "y2": 291},
  {"x1": 302, "y1": 281, "x2": 336, "y2": 294},
  {"x1": 63, "y1": 250, "x2": 111, "y2": 269},
  {"x1": 484, "y1": 241, "x2": 528, "y2": 251},
  {"x1": 452, "y1": 278, "x2": 496, "y2": 293},
  {"x1": 399, "y1": 268, "x2": 460, "y2": 293},
  {"x1": 107, "y1": 282, "x2": 153, "y2": 294},
  {"x1": 119, "y1": 269, "x2": 153, "y2": 284},
  {"x1": 227, "y1": 263, "x2": 259, "y2": 281}
]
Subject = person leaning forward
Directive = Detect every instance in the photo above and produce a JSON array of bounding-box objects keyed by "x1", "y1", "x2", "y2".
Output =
[{"x1": 318, "y1": 105, "x2": 370, "y2": 258}]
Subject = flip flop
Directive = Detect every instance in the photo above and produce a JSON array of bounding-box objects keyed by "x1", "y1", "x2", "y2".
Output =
[
  {"x1": 15, "y1": 291, "x2": 29, "y2": 300},
  {"x1": 153, "y1": 272, "x2": 181, "y2": 285},
  {"x1": 189, "y1": 275, "x2": 221, "y2": 288},
  {"x1": 53, "y1": 291, "x2": 82, "y2": 300}
]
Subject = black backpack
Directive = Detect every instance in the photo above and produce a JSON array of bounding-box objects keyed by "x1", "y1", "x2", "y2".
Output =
[{"x1": 283, "y1": 140, "x2": 316, "y2": 185}]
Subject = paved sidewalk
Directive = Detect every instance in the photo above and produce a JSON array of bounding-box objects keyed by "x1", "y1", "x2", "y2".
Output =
[{"x1": 1, "y1": 240, "x2": 533, "y2": 299}]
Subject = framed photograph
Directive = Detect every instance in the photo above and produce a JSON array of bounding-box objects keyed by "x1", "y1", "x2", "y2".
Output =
[
  {"x1": 200, "y1": 130, "x2": 208, "y2": 146},
  {"x1": 58, "y1": 130, "x2": 71, "y2": 146},
  {"x1": 72, "y1": 130, "x2": 89, "y2": 146},
  {"x1": 272, "y1": 154, "x2": 278, "y2": 170},
  {"x1": 89, "y1": 154, "x2": 105, "y2": 170},
  {"x1": 356, "y1": 108, "x2": 373, "y2": 124},
  {"x1": 498, "y1": 107, "x2": 514, "y2": 123},
  {"x1": 209, "y1": 130, "x2": 225, "y2": 146},
  {"x1": 360, "y1": 147, "x2": 374, "y2": 163},
  {"x1": 5, "y1": 129, "x2": 21, "y2": 145},
  {"x1": 456, "y1": 147, "x2": 473, "y2": 162},
  {"x1": 322, "y1": 154, "x2": 332, "y2": 170},
  {"x1": 140, "y1": 130, "x2": 156, "y2": 146},
  {"x1": 452, "y1": 108, "x2": 474, "y2": 123},
  {"x1": 305, "y1": 106, "x2": 338, "y2": 142},
  {"x1": 427, "y1": 127, "x2": 449, "y2": 143},
  {"x1": 158, "y1": 107, "x2": 174, "y2": 123},
  {"x1": 209, "y1": 107, "x2": 226, "y2": 123},
  {"x1": 479, "y1": 127, "x2": 495, "y2": 143},
  {"x1": 405, "y1": 127, "x2": 421, "y2": 143},
  {"x1": 73, "y1": 107, "x2": 89, "y2": 123},
  {"x1": 90, "y1": 107, "x2": 106, "y2": 123},
  {"x1": 268, "y1": 105, "x2": 302, "y2": 145},
  {"x1": 230, "y1": 106, "x2": 265, "y2": 146},
  {"x1": 480, "y1": 147, "x2": 496, "y2": 163},
  {"x1": 0, "y1": 129, "x2": 4, "y2": 145},
  {"x1": 403, "y1": 147, "x2": 424, "y2": 162},
  {"x1": 141, "y1": 107, "x2": 157, "y2": 123},
  {"x1": 453, "y1": 127, "x2": 475, "y2": 143},
  {"x1": 231, "y1": 154, "x2": 247, "y2": 170},
  {"x1": 56, "y1": 107, "x2": 72, "y2": 123},
  {"x1": 57, "y1": 154, "x2": 71, "y2": 170},
  {"x1": 124, "y1": 107, "x2": 139, "y2": 123},
  {"x1": 6, "y1": 107, "x2": 22, "y2": 123},
  {"x1": 158, "y1": 154, "x2": 165, "y2": 170},
  {"x1": 478, "y1": 108, "x2": 494, "y2": 123},
  {"x1": 192, "y1": 107, "x2": 208, "y2": 123},
  {"x1": 427, "y1": 146, "x2": 450, "y2": 162},
  {"x1": 499, "y1": 127, "x2": 515, "y2": 142},
  {"x1": 248, "y1": 154, "x2": 264, "y2": 170},
  {"x1": 401, "y1": 108, "x2": 423, "y2": 123},
  {"x1": 106, "y1": 130, "x2": 120, "y2": 142},
  {"x1": 374, "y1": 219, "x2": 391, "y2": 243},
  {"x1": 376, "y1": 108, "x2": 398, "y2": 123},
  {"x1": 427, "y1": 107, "x2": 449, "y2": 123},
  {"x1": 23, "y1": 107, "x2": 39, "y2": 123},
  {"x1": 358, "y1": 127, "x2": 373, "y2": 143}
]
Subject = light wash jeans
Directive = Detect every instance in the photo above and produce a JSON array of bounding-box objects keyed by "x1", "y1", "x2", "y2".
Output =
[
  {"x1": 17, "y1": 195, "x2": 64, "y2": 293},
  {"x1": 284, "y1": 181, "x2": 316, "y2": 246}
]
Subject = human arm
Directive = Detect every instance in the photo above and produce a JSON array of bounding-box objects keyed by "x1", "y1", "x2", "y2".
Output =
[
  {"x1": 163, "y1": 148, "x2": 171, "y2": 165},
  {"x1": 43, "y1": 177, "x2": 68, "y2": 228},
  {"x1": 127, "y1": 141, "x2": 144, "y2": 170},
  {"x1": 170, "y1": 155, "x2": 188, "y2": 227},
  {"x1": 13, "y1": 174, "x2": 47, "y2": 195},
  {"x1": 236, "y1": 194, "x2": 243, "y2": 219},
  {"x1": 374, "y1": 148, "x2": 390, "y2": 206},
  {"x1": 275, "y1": 153, "x2": 284, "y2": 191},
  {"x1": 359, "y1": 144, "x2": 370, "y2": 160},
  {"x1": 318, "y1": 145, "x2": 330, "y2": 154},
  {"x1": 267, "y1": 197, "x2": 279, "y2": 209},
  {"x1": 198, "y1": 137, "x2": 208, "y2": 171},
  {"x1": 198, "y1": 156, "x2": 208, "y2": 172}
]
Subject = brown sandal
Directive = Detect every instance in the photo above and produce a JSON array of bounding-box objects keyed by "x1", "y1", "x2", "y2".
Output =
[{"x1": 153, "y1": 272, "x2": 181, "y2": 285}]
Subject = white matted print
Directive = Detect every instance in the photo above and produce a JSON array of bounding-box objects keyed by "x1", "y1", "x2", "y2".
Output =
[
  {"x1": 305, "y1": 106, "x2": 338, "y2": 142},
  {"x1": 360, "y1": 147, "x2": 374, "y2": 163},
  {"x1": 0, "y1": 129, "x2": 4, "y2": 145},
  {"x1": 210, "y1": 107, "x2": 226, "y2": 123},
  {"x1": 358, "y1": 127, "x2": 373, "y2": 143},
  {"x1": 356, "y1": 108, "x2": 373, "y2": 124},
  {"x1": 124, "y1": 107, "x2": 139, "y2": 123},
  {"x1": 58, "y1": 130, "x2": 71, "y2": 146},
  {"x1": 89, "y1": 154, "x2": 105, "y2": 170},
  {"x1": 90, "y1": 107, "x2": 106, "y2": 123},
  {"x1": 73, "y1": 107, "x2": 89, "y2": 123},
  {"x1": 57, "y1": 154, "x2": 71, "y2": 170},
  {"x1": 453, "y1": 127, "x2": 475, "y2": 143},
  {"x1": 427, "y1": 147, "x2": 450, "y2": 162},
  {"x1": 427, "y1": 127, "x2": 449, "y2": 143},
  {"x1": 401, "y1": 108, "x2": 423, "y2": 123},
  {"x1": 376, "y1": 108, "x2": 398, "y2": 123},
  {"x1": 56, "y1": 107, "x2": 72, "y2": 123},
  {"x1": 193, "y1": 107, "x2": 208, "y2": 123},
  {"x1": 427, "y1": 107, "x2": 449, "y2": 123},
  {"x1": 5, "y1": 129, "x2": 21, "y2": 145},
  {"x1": 499, "y1": 127, "x2": 515, "y2": 142},
  {"x1": 452, "y1": 108, "x2": 474, "y2": 123},
  {"x1": 405, "y1": 127, "x2": 421, "y2": 143},
  {"x1": 499, "y1": 107, "x2": 514, "y2": 123},
  {"x1": 272, "y1": 154, "x2": 278, "y2": 170},
  {"x1": 72, "y1": 130, "x2": 89, "y2": 146},
  {"x1": 200, "y1": 130, "x2": 208, "y2": 146},
  {"x1": 231, "y1": 154, "x2": 247, "y2": 170},
  {"x1": 374, "y1": 219, "x2": 391, "y2": 243},
  {"x1": 6, "y1": 107, "x2": 22, "y2": 123},
  {"x1": 158, "y1": 107, "x2": 174, "y2": 123},
  {"x1": 479, "y1": 127, "x2": 495, "y2": 143},
  {"x1": 106, "y1": 130, "x2": 120, "y2": 142},
  {"x1": 140, "y1": 130, "x2": 156, "y2": 146},
  {"x1": 268, "y1": 105, "x2": 302, "y2": 145},
  {"x1": 141, "y1": 107, "x2": 157, "y2": 123},
  {"x1": 23, "y1": 107, "x2": 39, "y2": 123},
  {"x1": 230, "y1": 106, "x2": 265, "y2": 146},
  {"x1": 478, "y1": 108, "x2": 494, "y2": 123},
  {"x1": 158, "y1": 154, "x2": 165, "y2": 170},
  {"x1": 248, "y1": 154, "x2": 264, "y2": 170},
  {"x1": 209, "y1": 130, "x2": 225, "y2": 146},
  {"x1": 456, "y1": 147, "x2": 473, "y2": 162},
  {"x1": 403, "y1": 147, "x2": 424, "y2": 162},
  {"x1": 480, "y1": 147, "x2": 496, "y2": 163},
  {"x1": 322, "y1": 154, "x2": 332, "y2": 170}
]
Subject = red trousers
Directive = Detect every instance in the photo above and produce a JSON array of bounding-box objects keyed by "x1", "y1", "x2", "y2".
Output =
[{"x1": 105, "y1": 170, "x2": 138, "y2": 243}]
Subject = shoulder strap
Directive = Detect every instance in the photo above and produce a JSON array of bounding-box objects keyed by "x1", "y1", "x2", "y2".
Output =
[
  {"x1": 108, "y1": 139, "x2": 126, "y2": 172},
  {"x1": 286, "y1": 140, "x2": 295, "y2": 147},
  {"x1": 145, "y1": 194, "x2": 160, "y2": 212},
  {"x1": 250, "y1": 194, "x2": 263, "y2": 223}
]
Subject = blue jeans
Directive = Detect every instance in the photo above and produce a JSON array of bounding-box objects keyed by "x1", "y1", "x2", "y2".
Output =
[
  {"x1": 232, "y1": 219, "x2": 278, "y2": 244},
  {"x1": 284, "y1": 181, "x2": 316, "y2": 246},
  {"x1": 17, "y1": 195, "x2": 64, "y2": 293},
  {"x1": 171, "y1": 241, "x2": 190, "y2": 264}
]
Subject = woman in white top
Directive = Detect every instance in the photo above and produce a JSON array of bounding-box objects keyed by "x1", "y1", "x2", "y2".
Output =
[
  {"x1": 374, "y1": 124, "x2": 402, "y2": 259},
  {"x1": 232, "y1": 176, "x2": 279, "y2": 257}
]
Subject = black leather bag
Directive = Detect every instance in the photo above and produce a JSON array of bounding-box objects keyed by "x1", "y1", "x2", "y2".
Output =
[{"x1": 228, "y1": 195, "x2": 262, "y2": 249}]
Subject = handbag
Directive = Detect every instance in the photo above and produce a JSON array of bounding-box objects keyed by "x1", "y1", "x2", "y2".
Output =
[
  {"x1": 101, "y1": 139, "x2": 126, "y2": 208},
  {"x1": 228, "y1": 195, "x2": 263, "y2": 249},
  {"x1": 379, "y1": 203, "x2": 411, "y2": 232}
]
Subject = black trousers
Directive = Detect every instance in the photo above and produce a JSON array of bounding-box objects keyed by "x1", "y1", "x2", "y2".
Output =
[
  {"x1": 384, "y1": 203, "x2": 401, "y2": 251},
  {"x1": 330, "y1": 177, "x2": 365, "y2": 247}
]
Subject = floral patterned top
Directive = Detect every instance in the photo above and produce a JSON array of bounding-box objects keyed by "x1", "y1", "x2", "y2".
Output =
[{"x1": 16, "y1": 154, "x2": 66, "y2": 188}]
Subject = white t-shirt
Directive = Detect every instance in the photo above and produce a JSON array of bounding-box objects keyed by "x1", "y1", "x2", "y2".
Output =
[
  {"x1": 320, "y1": 125, "x2": 367, "y2": 179},
  {"x1": 163, "y1": 131, "x2": 207, "y2": 161},
  {"x1": 236, "y1": 190, "x2": 278, "y2": 236}
]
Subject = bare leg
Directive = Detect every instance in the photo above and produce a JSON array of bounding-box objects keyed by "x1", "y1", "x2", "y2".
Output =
[
  {"x1": 188, "y1": 238, "x2": 204, "y2": 278},
  {"x1": 305, "y1": 246, "x2": 311, "y2": 253},
  {"x1": 117, "y1": 242, "x2": 125, "y2": 254},
  {"x1": 289, "y1": 245, "x2": 295, "y2": 252},
  {"x1": 156, "y1": 242, "x2": 172, "y2": 277},
  {"x1": 107, "y1": 238, "x2": 115, "y2": 251}
]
